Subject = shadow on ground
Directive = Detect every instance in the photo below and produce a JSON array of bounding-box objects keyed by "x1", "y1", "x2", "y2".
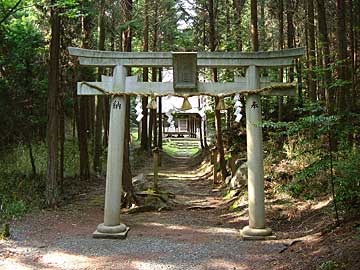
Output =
[{"x1": 1, "y1": 147, "x2": 359, "y2": 270}]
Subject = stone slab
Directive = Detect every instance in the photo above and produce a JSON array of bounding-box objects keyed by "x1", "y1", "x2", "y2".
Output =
[
  {"x1": 240, "y1": 225, "x2": 276, "y2": 241},
  {"x1": 93, "y1": 226, "x2": 130, "y2": 239},
  {"x1": 240, "y1": 233, "x2": 277, "y2": 241}
]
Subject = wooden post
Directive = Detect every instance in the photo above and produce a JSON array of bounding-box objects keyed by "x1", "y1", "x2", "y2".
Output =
[
  {"x1": 153, "y1": 147, "x2": 160, "y2": 191},
  {"x1": 93, "y1": 65, "x2": 129, "y2": 239},
  {"x1": 241, "y1": 65, "x2": 273, "y2": 240},
  {"x1": 229, "y1": 149, "x2": 238, "y2": 176},
  {"x1": 211, "y1": 146, "x2": 218, "y2": 184},
  {"x1": 191, "y1": 117, "x2": 194, "y2": 137}
]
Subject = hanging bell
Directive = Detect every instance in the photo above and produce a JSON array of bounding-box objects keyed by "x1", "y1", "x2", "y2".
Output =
[
  {"x1": 181, "y1": 96, "x2": 192, "y2": 111},
  {"x1": 216, "y1": 97, "x2": 226, "y2": 111},
  {"x1": 147, "y1": 95, "x2": 157, "y2": 110}
]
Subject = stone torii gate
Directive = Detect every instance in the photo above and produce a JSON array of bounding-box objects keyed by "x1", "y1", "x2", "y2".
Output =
[{"x1": 68, "y1": 47, "x2": 304, "y2": 240}]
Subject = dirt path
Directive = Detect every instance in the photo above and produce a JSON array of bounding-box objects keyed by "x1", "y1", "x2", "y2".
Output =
[{"x1": 1, "y1": 151, "x2": 358, "y2": 270}]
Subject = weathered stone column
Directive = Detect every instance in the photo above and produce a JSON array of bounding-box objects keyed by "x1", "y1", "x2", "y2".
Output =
[
  {"x1": 241, "y1": 65, "x2": 273, "y2": 240},
  {"x1": 93, "y1": 65, "x2": 129, "y2": 239}
]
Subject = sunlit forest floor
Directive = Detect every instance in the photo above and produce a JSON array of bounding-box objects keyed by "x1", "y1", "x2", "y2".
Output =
[{"x1": 0, "y1": 147, "x2": 359, "y2": 270}]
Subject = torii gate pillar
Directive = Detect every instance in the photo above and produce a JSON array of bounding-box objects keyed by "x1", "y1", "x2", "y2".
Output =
[
  {"x1": 241, "y1": 65, "x2": 273, "y2": 240},
  {"x1": 93, "y1": 65, "x2": 129, "y2": 239}
]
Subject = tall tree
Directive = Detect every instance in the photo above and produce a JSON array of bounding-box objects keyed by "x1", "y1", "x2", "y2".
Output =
[
  {"x1": 120, "y1": 0, "x2": 136, "y2": 206},
  {"x1": 348, "y1": 0, "x2": 356, "y2": 109},
  {"x1": 94, "y1": 0, "x2": 106, "y2": 174},
  {"x1": 46, "y1": 0, "x2": 61, "y2": 206},
  {"x1": 208, "y1": 0, "x2": 228, "y2": 181},
  {"x1": 259, "y1": 0, "x2": 266, "y2": 50},
  {"x1": 286, "y1": 0, "x2": 295, "y2": 84},
  {"x1": 251, "y1": 0, "x2": 259, "y2": 51},
  {"x1": 335, "y1": 0, "x2": 349, "y2": 112},
  {"x1": 151, "y1": 0, "x2": 159, "y2": 148},
  {"x1": 140, "y1": 0, "x2": 149, "y2": 151},
  {"x1": 277, "y1": 0, "x2": 284, "y2": 121},
  {"x1": 77, "y1": 2, "x2": 92, "y2": 182},
  {"x1": 233, "y1": 0, "x2": 246, "y2": 51},
  {"x1": 354, "y1": 0, "x2": 360, "y2": 104},
  {"x1": 307, "y1": 0, "x2": 317, "y2": 101},
  {"x1": 59, "y1": 50, "x2": 65, "y2": 191},
  {"x1": 317, "y1": 0, "x2": 333, "y2": 112}
]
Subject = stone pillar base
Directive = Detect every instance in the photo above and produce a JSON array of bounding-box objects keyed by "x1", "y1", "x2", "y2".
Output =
[
  {"x1": 93, "y1": 223, "x2": 129, "y2": 239},
  {"x1": 240, "y1": 226, "x2": 276, "y2": 240}
]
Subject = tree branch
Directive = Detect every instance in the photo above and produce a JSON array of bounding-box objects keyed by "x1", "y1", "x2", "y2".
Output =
[{"x1": 0, "y1": 0, "x2": 23, "y2": 25}]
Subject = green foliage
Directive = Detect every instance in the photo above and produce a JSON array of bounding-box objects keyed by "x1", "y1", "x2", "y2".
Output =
[
  {"x1": 0, "y1": 5, "x2": 47, "y2": 146},
  {"x1": 0, "y1": 143, "x2": 47, "y2": 223},
  {"x1": 0, "y1": 223, "x2": 10, "y2": 239},
  {"x1": 162, "y1": 141, "x2": 200, "y2": 157},
  {"x1": 0, "y1": 171, "x2": 45, "y2": 223},
  {"x1": 333, "y1": 150, "x2": 360, "y2": 211},
  {"x1": 0, "y1": 139, "x2": 82, "y2": 223},
  {"x1": 1, "y1": 199, "x2": 28, "y2": 221},
  {"x1": 318, "y1": 260, "x2": 338, "y2": 270},
  {"x1": 295, "y1": 159, "x2": 329, "y2": 182},
  {"x1": 282, "y1": 182, "x2": 304, "y2": 198},
  {"x1": 263, "y1": 113, "x2": 338, "y2": 138},
  {"x1": 263, "y1": 102, "x2": 360, "y2": 212}
]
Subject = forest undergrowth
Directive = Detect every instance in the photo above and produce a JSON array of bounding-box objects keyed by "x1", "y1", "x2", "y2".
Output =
[{"x1": 1, "y1": 103, "x2": 359, "y2": 231}]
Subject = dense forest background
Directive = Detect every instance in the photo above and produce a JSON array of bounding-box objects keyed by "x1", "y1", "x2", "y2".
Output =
[{"x1": 0, "y1": 0, "x2": 359, "y2": 226}]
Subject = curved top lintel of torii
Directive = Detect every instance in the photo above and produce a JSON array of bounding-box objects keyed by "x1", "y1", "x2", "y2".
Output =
[{"x1": 68, "y1": 47, "x2": 305, "y2": 68}]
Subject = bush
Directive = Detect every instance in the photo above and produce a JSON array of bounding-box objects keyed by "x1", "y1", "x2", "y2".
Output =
[
  {"x1": 263, "y1": 107, "x2": 360, "y2": 212},
  {"x1": 0, "y1": 172, "x2": 45, "y2": 223},
  {"x1": 334, "y1": 150, "x2": 360, "y2": 211},
  {"x1": 0, "y1": 199, "x2": 28, "y2": 221}
]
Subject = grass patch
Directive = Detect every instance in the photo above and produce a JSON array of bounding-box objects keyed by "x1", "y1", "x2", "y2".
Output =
[{"x1": 162, "y1": 143, "x2": 200, "y2": 157}]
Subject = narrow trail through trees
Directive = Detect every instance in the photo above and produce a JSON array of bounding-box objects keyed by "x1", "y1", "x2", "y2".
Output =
[{"x1": 1, "y1": 148, "x2": 355, "y2": 270}]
